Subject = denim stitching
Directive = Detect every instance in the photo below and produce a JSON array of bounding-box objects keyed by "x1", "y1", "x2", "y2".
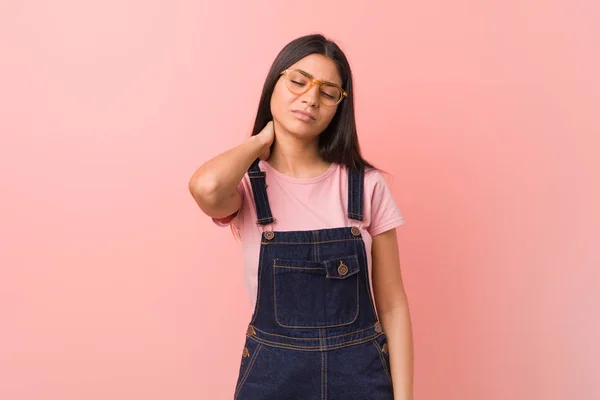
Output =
[
  {"x1": 320, "y1": 328, "x2": 327, "y2": 400},
  {"x1": 234, "y1": 342, "x2": 264, "y2": 399},
  {"x1": 348, "y1": 167, "x2": 354, "y2": 220},
  {"x1": 273, "y1": 259, "x2": 360, "y2": 329},
  {"x1": 358, "y1": 237, "x2": 379, "y2": 319},
  {"x1": 249, "y1": 244, "x2": 266, "y2": 327},
  {"x1": 256, "y1": 179, "x2": 267, "y2": 221},
  {"x1": 249, "y1": 178, "x2": 265, "y2": 223},
  {"x1": 251, "y1": 323, "x2": 378, "y2": 340},
  {"x1": 372, "y1": 338, "x2": 393, "y2": 384},
  {"x1": 247, "y1": 333, "x2": 382, "y2": 351},
  {"x1": 261, "y1": 238, "x2": 363, "y2": 245},
  {"x1": 357, "y1": 167, "x2": 364, "y2": 219}
]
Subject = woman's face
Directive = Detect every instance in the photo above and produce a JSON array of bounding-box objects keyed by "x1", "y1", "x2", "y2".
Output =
[{"x1": 270, "y1": 53, "x2": 343, "y2": 140}]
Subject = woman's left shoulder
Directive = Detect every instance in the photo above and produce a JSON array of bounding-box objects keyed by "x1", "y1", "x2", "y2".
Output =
[{"x1": 363, "y1": 166, "x2": 394, "y2": 189}]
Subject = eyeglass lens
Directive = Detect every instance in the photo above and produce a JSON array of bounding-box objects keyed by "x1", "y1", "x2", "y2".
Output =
[{"x1": 285, "y1": 70, "x2": 342, "y2": 105}]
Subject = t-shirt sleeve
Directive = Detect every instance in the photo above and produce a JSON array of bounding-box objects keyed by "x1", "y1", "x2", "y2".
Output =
[
  {"x1": 211, "y1": 180, "x2": 245, "y2": 233},
  {"x1": 367, "y1": 170, "x2": 405, "y2": 237}
]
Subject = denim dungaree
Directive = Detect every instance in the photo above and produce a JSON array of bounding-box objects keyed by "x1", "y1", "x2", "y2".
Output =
[{"x1": 234, "y1": 159, "x2": 394, "y2": 400}]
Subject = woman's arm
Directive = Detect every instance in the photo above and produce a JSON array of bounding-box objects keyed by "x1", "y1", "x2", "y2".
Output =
[
  {"x1": 188, "y1": 122, "x2": 273, "y2": 219},
  {"x1": 372, "y1": 228, "x2": 414, "y2": 400}
]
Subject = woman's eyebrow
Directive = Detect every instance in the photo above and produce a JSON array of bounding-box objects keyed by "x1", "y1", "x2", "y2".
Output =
[{"x1": 298, "y1": 69, "x2": 340, "y2": 85}]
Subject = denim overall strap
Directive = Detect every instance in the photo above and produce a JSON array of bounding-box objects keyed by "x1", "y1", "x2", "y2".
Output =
[
  {"x1": 248, "y1": 159, "x2": 364, "y2": 225},
  {"x1": 248, "y1": 158, "x2": 276, "y2": 225},
  {"x1": 347, "y1": 166, "x2": 365, "y2": 221}
]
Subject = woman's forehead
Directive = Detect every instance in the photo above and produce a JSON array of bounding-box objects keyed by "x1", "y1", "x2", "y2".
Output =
[{"x1": 289, "y1": 54, "x2": 342, "y2": 85}]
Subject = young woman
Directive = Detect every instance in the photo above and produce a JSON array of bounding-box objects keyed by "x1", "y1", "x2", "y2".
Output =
[{"x1": 189, "y1": 34, "x2": 414, "y2": 400}]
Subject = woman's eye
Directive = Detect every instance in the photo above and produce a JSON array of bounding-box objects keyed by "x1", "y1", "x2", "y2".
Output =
[
  {"x1": 292, "y1": 80, "x2": 306, "y2": 86},
  {"x1": 321, "y1": 92, "x2": 335, "y2": 99}
]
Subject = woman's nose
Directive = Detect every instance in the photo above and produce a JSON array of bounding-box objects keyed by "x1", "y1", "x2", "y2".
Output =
[{"x1": 301, "y1": 84, "x2": 320, "y2": 106}]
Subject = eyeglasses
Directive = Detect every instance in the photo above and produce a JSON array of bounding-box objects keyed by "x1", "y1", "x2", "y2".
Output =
[{"x1": 280, "y1": 68, "x2": 347, "y2": 106}]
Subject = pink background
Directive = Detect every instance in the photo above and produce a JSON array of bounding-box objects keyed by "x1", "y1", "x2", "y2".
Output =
[{"x1": 1, "y1": 1, "x2": 598, "y2": 399}]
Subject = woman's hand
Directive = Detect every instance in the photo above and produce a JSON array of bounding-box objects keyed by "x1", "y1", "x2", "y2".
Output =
[{"x1": 256, "y1": 121, "x2": 275, "y2": 160}]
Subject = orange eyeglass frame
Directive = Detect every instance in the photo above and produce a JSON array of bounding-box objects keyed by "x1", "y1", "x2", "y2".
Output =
[{"x1": 280, "y1": 68, "x2": 347, "y2": 106}]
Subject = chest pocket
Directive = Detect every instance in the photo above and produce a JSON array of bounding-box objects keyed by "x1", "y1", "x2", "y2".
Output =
[{"x1": 272, "y1": 255, "x2": 360, "y2": 328}]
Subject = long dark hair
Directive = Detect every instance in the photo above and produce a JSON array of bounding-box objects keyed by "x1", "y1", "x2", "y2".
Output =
[{"x1": 251, "y1": 34, "x2": 376, "y2": 172}]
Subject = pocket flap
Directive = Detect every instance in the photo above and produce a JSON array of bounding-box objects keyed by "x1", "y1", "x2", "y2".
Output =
[
  {"x1": 323, "y1": 255, "x2": 360, "y2": 279},
  {"x1": 273, "y1": 258, "x2": 326, "y2": 276}
]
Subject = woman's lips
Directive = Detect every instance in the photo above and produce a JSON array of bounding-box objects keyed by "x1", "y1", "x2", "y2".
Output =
[{"x1": 291, "y1": 110, "x2": 315, "y2": 122}]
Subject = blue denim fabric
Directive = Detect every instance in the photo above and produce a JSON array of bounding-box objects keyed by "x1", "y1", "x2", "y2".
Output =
[{"x1": 234, "y1": 159, "x2": 393, "y2": 399}]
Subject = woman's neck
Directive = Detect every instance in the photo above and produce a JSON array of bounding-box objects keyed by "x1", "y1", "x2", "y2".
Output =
[{"x1": 267, "y1": 133, "x2": 331, "y2": 179}]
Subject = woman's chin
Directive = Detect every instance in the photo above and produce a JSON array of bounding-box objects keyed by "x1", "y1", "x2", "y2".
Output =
[{"x1": 281, "y1": 120, "x2": 322, "y2": 138}]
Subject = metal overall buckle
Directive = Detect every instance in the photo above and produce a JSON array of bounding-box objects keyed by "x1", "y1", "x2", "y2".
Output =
[{"x1": 260, "y1": 219, "x2": 276, "y2": 240}]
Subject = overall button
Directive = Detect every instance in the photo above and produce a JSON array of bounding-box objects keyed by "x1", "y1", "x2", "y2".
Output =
[
  {"x1": 381, "y1": 343, "x2": 388, "y2": 353},
  {"x1": 264, "y1": 231, "x2": 275, "y2": 240},
  {"x1": 242, "y1": 347, "x2": 250, "y2": 358},
  {"x1": 351, "y1": 226, "x2": 361, "y2": 236},
  {"x1": 374, "y1": 322, "x2": 383, "y2": 333},
  {"x1": 246, "y1": 325, "x2": 256, "y2": 336},
  {"x1": 337, "y1": 261, "x2": 349, "y2": 276}
]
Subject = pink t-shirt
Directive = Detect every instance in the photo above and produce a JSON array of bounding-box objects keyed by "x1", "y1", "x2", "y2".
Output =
[{"x1": 213, "y1": 160, "x2": 405, "y2": 309}]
